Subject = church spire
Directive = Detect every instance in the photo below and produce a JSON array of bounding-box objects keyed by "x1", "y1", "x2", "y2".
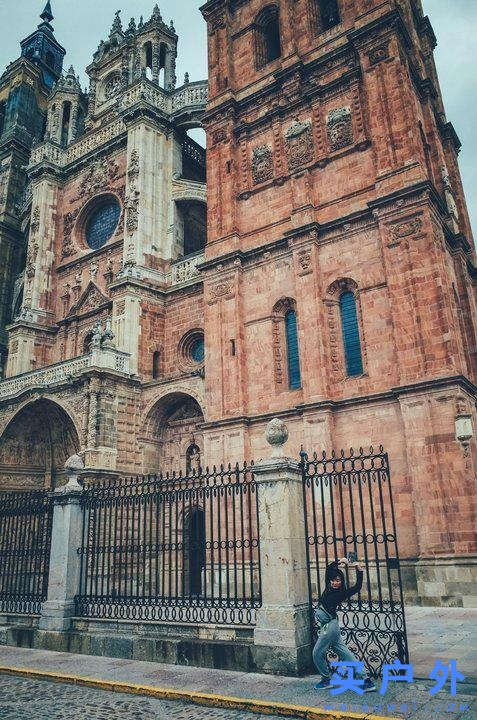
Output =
[{"x1": 40, "y1": 1, "x2": 54, "y2": 25}]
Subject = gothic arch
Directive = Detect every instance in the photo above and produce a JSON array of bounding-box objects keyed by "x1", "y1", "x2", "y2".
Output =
[
  {"x1": 324, "y1": 277, "x2": 367, "y2": 380},
  {"x1": 141, "y1": 390, "x2": 205, "y2": 475},
  {"x1": 271, "y1": 297, "x2": 302, "y2": 391},
  {"x1": 0, "y1": 398, "x2": 80, "y2": 491}
]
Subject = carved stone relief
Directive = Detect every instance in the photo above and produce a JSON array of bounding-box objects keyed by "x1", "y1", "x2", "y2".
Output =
[
  {"x1": 368, "y1": 45, "x2": 389, "y2": 66},
  {"x1": 73, "y1": 157, "x2": 121, "y2": 202},
  {"x1": 284, "y1": 120, "x2": 314, "y2": 172},
  {"x1": 251, "y1": 145, "x2": 273, "y2": 185},
  {"x1": 326, "y1": 107, "x2": 354, "y2": 152},
  {"x1": 390, "y1": 217, "x2": 423, "y2": 240}
]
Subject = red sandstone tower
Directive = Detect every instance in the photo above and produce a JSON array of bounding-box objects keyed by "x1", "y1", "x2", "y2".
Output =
[{"x1": 199, "y1": 0, "x2": 477, "y2": 604}]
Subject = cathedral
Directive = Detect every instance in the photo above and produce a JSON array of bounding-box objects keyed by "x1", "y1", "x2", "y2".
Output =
[{"x1": 0, "y1": 0, "x2": 476, "y2": 607}]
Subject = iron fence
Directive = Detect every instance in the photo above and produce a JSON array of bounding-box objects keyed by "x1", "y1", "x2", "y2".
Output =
[
  {"x1": 0, "y1": 490, "x2": 53, "y2": 614},
  {"x1": 75, "y1": 463, "x2": 261, "y2": 625},
  {"x1": 301, "y1": 446, "x2": 409, "y2": 678}
]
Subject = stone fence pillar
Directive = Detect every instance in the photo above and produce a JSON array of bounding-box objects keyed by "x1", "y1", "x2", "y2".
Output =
[
  {"x1": 252, "y1": 419, "x2": 312, "y2": 675},
  {"x1": 38, "y1": 455, "x2": 84, "y2": 634}
]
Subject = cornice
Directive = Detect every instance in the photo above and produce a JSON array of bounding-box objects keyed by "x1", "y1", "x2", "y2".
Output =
[{"x1": 201, "y1": 375, "x2": 477, "y2": 430}]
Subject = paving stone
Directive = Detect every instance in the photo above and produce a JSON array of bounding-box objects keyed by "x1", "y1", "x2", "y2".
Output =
[{"x1": 0, "y1": 675, "x2": 300, "y2": 720}]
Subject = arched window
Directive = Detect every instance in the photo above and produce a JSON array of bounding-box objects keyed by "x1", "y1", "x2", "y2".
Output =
[
  {"x1": 83, "y1": 332, "x2": 94, "y2": 354},
  {"x1": 339, "y1": 291, "x2": 363, "y2": 376},
  {"x1": 311, "y1": 0, "x2": 340, "y2": 33},
  {"x1": 152, "y1": 351, "x2": 161, "y2": 379},
  {"x1": 285, "y1": 309, "x2": 301, "y2": 390},
  {"x1": 186, "y1": 444, "x2": 201, "y2": 475},
  {"x1": 255, "y1": 6, "x2": 281, "y2": 69},
  {"x1": 61, "y1": 101, "x2": 71, "y2": 147},
  {"x1": 182, "y1": 506, "x2": 205, "y2": 596},
  {"x1": 45, "y1": 50, "x2": 56, "y2": 69}
]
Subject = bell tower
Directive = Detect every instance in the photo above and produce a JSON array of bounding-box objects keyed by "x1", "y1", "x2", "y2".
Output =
[
  {"x1": 0, "y1": 1, "x2": 65, "y2": 374},
  {"x1": 199, "y1": 0, "x2": 477, "y2": 601}
]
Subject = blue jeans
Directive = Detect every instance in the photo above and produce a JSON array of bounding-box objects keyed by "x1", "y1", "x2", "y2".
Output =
[{"x1": 312, "y1": 618, "x2": 367, "y2": 680}]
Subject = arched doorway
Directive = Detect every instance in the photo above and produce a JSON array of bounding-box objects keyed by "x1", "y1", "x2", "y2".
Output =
[
  {"x1": 142, "y1": 392, "x2": 204, "y2": 475},
  {"x1": 0, "y1": 399, "x2": 80, "y2": 491},
  {"x1": 182, "y1": 506, "x2": 206, "y2": 596}
]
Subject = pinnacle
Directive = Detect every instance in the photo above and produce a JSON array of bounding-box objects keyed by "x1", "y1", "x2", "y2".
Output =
[
  {"x1": 110, "y1": 9, "x2": 123, "y2": 35},
  {"x1": 40, "y1": 1, "x2": 54, "y2": 24}
]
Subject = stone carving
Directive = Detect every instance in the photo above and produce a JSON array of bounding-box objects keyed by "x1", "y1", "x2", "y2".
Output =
[
  {"x1": 390, "y1": 217, "x2": 422, "y2": 240},
  {"x1": 103, "y1": 71, "x2": 122, "y2": 100},
  {"x1": 284, "y1": 120, "x2": 313, "y2": 172},
  {"x1": 212, "y1": 129, "x2": 227, "y2": 146},
  {"x1": 272, "y1": 319, "x2": 284, "y2": 385},
  {"x1": 265, "y1": 417, "x2": 289, "y2": 458},
  {"x1": 369, "y1": 45, "x2": 389, "y2": 65},
  {"x1": 128, "y1": 150, "x2": 140, "y2": 181},
  {"x1": 30, "y1": 206, "x2": 40, "y2": 234},
  {"x1": 115, "y1": 299, "x2": 126, "y2": 315},
  {"x1": 251, "y1": 145, "x2": 273, "y2": 185},
  {"x1": 297, "y1": 249, "x2": 312, "y2": 274},
  {"x1": 125, "y1": 189, "x2": 140, "y2": 234},
  {"x1": 209, "y1": 279, "x2": 233, "y2": 299},
  {"x1": 69, "y1": 282, "x2": 110, "y2": 317},
  {"x1": 73, "y1": 157, "x2": 120, "y2": 202},
  {"x1": 26, "y1": 238, "x2": 39, "y2": 279},
  {"x1": 327, "y1": 107, "x2": 354, "y2": 152},
  {"x1": 62, "y1": 207, "x2": 80, "y2": 259},
  {"x1": 441, "y1": 165, "x2": 459, "y2": 220}
]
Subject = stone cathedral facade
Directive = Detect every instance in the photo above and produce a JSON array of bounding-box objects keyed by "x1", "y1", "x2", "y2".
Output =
[{"x1": 0, "y1": 0, "x2": 476, "y2": 607}]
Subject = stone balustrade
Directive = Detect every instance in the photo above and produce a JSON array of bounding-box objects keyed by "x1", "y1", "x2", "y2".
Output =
[
  {"x1": 169, "y1": 253, "x2": 204, "y2": 286},
  {"x1": 0, "y1": 348, "x2": 130, "y2": 400},
  {"x1": 171, "y1": 81, "x2": 208, "y2": 111},
  {"x1": 28, "y1": 79, "x2": 207, "y2": 171}
]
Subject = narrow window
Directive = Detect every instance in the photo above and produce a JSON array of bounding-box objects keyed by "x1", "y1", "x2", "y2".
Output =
[
  {"x1": 319, "y1": 0, "x2": 340, "y2": 31},
  {"x1": 61, "y1": 101, "x2": 71, "y2": 147},
  {"x1": 285, "y1": 309, "x2": 301, "y2": 389},
  {"x1": 230, "y1": 339, "x2": 236, "y2": 356},
  {"x1": 144, "y1": 41, "x2": 153, "y2": 80},
  {"x1": 256, "y1": 6, "x2": 281, "y2": 69},
  {"x1": 152, "y1": 351, "x2": 160, "y2": 379},
  {"x1": 339, "y1": 292, "x2": 363, "y2": 376}
]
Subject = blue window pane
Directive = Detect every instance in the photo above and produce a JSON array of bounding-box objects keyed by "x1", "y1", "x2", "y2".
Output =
[
  {"x1": 339, "y1": 292, "x2": 363, "y2": 376},
  {"x1": 285, "y1": 310, "x2": 301, "y2": 390},
  {"x1": 191, "y1": 338, "x2": 204, "y2": 363},
  {"x1": 85, "y1": 200, "x2": 120, "y2": 250}
]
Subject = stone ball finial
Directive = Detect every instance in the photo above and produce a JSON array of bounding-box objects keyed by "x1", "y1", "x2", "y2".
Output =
[
  {"x1": 265, "y1": 418, "x2": 288, "y2": 458},
  {"x1": 65, "y1": 454, "x2": 84, "y2": 473}
]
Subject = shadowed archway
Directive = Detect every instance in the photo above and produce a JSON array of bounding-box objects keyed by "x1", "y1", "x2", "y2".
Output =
[
  {"x1": 142, "y1": 392, "x2": 204, "y2": 475},
  {"x1": 0, "y1": 399, "x2": 80, "y2": 491}
]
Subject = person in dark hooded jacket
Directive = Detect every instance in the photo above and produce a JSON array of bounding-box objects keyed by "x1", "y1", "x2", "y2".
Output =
[{"x1": 313, "y1": 557, "x2": 376, "y2": 692}]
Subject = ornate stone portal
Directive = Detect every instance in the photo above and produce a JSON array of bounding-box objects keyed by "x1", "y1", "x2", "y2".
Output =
[{"x1": 0, "y1": 399, "x2": 80, "y2": 490}]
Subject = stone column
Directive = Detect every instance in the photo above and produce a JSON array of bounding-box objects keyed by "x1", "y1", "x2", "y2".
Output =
[
  {"x1": 252, "y1": 419, "x2": 312, "y2": 675},
  {"x1": 38, "y1": 455, "x2": 84, "y2": 635}
]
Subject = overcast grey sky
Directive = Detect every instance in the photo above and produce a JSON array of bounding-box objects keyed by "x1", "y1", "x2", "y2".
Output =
[{"x1": 0, "y1": 0, "x2": 475, "y2": 237}]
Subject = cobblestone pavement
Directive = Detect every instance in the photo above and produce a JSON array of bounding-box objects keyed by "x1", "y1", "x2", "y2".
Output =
[{"x1": 0, "y1": 675, "x2": 298, "y2": 720}]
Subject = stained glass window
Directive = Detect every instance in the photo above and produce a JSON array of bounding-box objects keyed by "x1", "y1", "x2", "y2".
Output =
[
  {"x1": 285, "y1": 309, "x2": 301, "y2": 390},
  {"x1": 85, "y1": 199, "x2": 120, "y2": 250},
  {"x1": 339, "y1": 291, "x2": 363, "y2": 376},
  {"x1": 190, "y1": 337, "x2": 205, "y2": 363}
]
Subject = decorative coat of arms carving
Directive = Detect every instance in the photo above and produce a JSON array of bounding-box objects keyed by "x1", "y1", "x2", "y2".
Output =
[
  {"x1": 251, "y1": 145, "x2": 273, "y2": 185},
  {"x1": 284, "y1": 120, "x2": 314, "y2": 172},
  {"x1": 73, "y1": 158, "x2": 120, "y2": 202},
  {"x1": 326, "y1": 107, "x2": 354, "y2": 152}
]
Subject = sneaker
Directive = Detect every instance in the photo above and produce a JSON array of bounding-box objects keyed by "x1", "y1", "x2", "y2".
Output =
[
  {"x1": 314, "y1": 678, "x2": 332, "y2": 690},
  {"x1": 361, "y1": 678, "x2": 377, "y2": 692}
]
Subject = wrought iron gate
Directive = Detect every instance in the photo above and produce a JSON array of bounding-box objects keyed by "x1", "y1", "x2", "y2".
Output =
[{"x1": 301, "y1": 446, "x2": 409, "y2": 678}]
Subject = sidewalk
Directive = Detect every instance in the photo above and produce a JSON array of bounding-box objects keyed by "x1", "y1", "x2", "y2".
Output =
[
  {"x1": 0, "y1": 607, "x2": 476, "y2": 720},
  {"x1": 406, "y1": 607, "x2": 477, "y2": 682},
  {"x1": 0, "y1": 607, "x2": 475, "y2": 720}
]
